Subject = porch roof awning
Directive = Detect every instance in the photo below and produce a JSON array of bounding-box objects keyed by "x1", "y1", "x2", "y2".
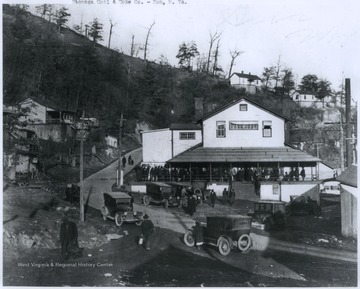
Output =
[{"x1": 167, "y1": 146, "x2": 321, "y2": 164}]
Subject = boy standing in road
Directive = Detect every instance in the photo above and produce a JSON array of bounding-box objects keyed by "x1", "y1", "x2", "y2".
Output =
[{"x1": 141, "y1": 214, "x2": 155, "y2": 251}]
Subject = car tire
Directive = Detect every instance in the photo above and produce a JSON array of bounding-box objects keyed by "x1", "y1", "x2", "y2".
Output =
[
  {"x1": 115, "y1": 213, "x2": 123, "y2": 227},
  {"x1": 135, "y1": 220, "x2": 143, "y2": 226},
  {"x1": 285, "y1": 207, "x2": 291, "y2": 217},
  {"x1": 183, "y1": 230, "x2": 195, "y2": 247},
  {"x1": 143, "y1": 195, "x2": 151, "y2": 206},
  {"x1": 102, "y1": 207, "x2": 109, "y2": 221},
  {"x1": 238, "y1": 234, "x2": 251, "y2": 252},
  {"x1": 218, "y1": 236, "x2": 231, "y2": 256}
]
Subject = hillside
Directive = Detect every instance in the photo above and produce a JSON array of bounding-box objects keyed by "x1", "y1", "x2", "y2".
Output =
[{"x1": 3, "y1": 4, "x2": 349, "y2": 169}]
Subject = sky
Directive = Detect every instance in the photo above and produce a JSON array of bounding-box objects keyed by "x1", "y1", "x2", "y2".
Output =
[{"x1": 2, "y1": 0, "x2": 360, "y2": 94}]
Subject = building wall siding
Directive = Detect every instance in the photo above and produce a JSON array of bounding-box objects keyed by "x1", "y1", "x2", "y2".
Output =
[
  {"x1": 203, "y1": 100, "x2": 285, "y2": 147},
  {"x1": 142, "y1": 129, "x2": 172, "y2": 163},
  {"x1": 341, "y1": 187, "x2": 357, "y2": 238}
]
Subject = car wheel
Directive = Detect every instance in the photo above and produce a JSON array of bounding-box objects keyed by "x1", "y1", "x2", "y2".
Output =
[
  {"x1": 115, "y1": 213, "x2": 123, "y2": 227},
  {"x1": 143, "y1": 195, "x2": 151, "y2": 206},
  {"x1": 183, "y1": 230, "x2": 195, "y2": 247},
  {"x1": 285, "y1": 207, "x2": 291, "y2": 217},
  {"x1": 164, "y1": 199, "x2": 169, "y2": 208},
  {"x1": 263, "y1": 218, "x2": 272, "y2": 231},
  {"x1": 238, "y1": 234, "x2": 251, "y2": 252},
  {"x1": 218, "y1": 236, "x2": 231, "y2": 256},
  {"x1": 135, "y1": 220, "x2": 143, "y2": 226}
]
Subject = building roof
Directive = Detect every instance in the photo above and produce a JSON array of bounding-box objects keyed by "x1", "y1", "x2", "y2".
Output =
[
  {"x1": 167, "y1": 146, "x2": 320, "y2": 164},
  {"x1": 231, "y1": 72, "x2": 262, "y2": 81},
  {"x1": 20, "y1": 97, "x2": 76, "y2": 113},
  {"x1": 170, "y1": 123, "x2": 202, "y2": 130},
  {"x1": 199, "y1": 97, "x2": 291, "y2": 122},
  {"x1": 293, "y1": 90, "x2": 318, "y2": 96},
  {"x1": 336, "y1": 165, "x2": 357, "y2": 187}
]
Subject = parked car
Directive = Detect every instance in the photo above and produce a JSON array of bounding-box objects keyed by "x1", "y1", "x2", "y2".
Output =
[
  {"x1": 166, "y1": 182, "x2": 192, "y2": 208},
  {"x1": 101, "y1": 192, "x2": 143, "y2": 226},
  {"x1": 248, "y1": 200, "x2": 287, "y2": 231},
  {"x1": 143, "y1": 182, "x2": 179, "y2": 208},
  {"x1": 183, "y1": 215, "x2": 252, "y2": 256},
  {"x1": 285, "y1": 196, "x2": 322, "y2": 216}
]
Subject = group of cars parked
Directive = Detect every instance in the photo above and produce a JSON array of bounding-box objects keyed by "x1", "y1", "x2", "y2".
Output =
[{"x1": 63, "y1": 181, "x2": 322, "y2": 256}]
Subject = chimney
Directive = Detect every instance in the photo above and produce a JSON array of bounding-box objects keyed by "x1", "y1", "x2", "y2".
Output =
[
  {"x1": 241, "y1": 70, "x2": 243, "y2": 74},
  {"x1": 249, "y1": 72, "x2": 251, "y2": 75}
]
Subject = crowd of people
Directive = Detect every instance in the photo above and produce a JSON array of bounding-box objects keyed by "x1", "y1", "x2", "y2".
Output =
[{"x1": 135, "y1": 164, "x2": 308, "y2": 183}]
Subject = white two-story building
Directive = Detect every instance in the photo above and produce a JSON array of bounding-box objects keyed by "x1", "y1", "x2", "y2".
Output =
[{"x1": 165, "y1": 97, "x2": 332, "y2": 201}]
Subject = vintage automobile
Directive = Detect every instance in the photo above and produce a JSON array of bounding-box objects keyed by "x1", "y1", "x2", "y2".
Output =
[
  {"x1": 285, "y1": 195, "x2": 322, "y2": 216},
  {"x1": 143, "y1": 182, "x2": 179, "y2": 208},
  {"x1": 101, "y1": 192, "x2": 144, "y2": 226},
  {"x1": 183, "y1": 215, "x2": 252, "y2": 256},
  {"x1": 248, "y1": 200, "x2": 287, "y2": 231}
]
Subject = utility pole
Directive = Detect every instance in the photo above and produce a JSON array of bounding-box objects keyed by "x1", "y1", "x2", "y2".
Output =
[
  {"x1": 80, "y1": 110, "x2": 85, "y2": 222},
  {"x1": 117, "y1": 114, "x2": 125, "y2": 188},
  {"x1": 345, "y1": 78, "x2": 353, "y2": 167}
]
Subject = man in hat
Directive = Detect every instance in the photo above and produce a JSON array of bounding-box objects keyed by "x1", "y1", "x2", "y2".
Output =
[
  {"x1": 140, "y1": 214, "x2": 155, "y2": 250},
  {"x1": 210, "y1": 189, "x2": 216, "y2": 208},
  {"x1": 60, "y1": 214, "x2": 81, "y2": 260}
]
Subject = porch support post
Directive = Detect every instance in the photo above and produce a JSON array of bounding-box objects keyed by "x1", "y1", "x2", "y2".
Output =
[
  {"x1": 189, "y1": 163, "x2": 192, "y2": 182},
  {"x1": 169, "y1": 163, "x2": 172, "y2": 182},
  {"x1": 209, "y1": 163, "x2": 212, "y2": 182},
  {"x1": 316, "y1": 161, "x2": 320, "y2": 180}
]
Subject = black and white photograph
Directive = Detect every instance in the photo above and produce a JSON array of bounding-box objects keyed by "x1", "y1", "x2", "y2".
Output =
[{"x1": 2, "y1": 0, "x2": 358, "y2": 287}]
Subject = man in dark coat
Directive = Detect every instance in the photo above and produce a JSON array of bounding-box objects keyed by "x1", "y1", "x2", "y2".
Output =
[
  {"x1": 60, "y1": 215, "x2": 81, "y2": 260},
  {"x1": 193, "y1": 221, "x2": 204, "y2": 250},
  {"x1": 300, "y1": 167, "x2": 306, "y2": 181},
  {"x1": 122, "y1": 156, "x2": 126, "y2": 168},
  {"x1": 141, "y1": 214, "x2": 155, "y2": 250},
  {"x1": 228, "y1": 188, "x2": 235, "y2": 206},
  {"x1": 188, "y1": 195, "x2": 197, "y2": 216},
  {"x1": 210, "y1": 190, "x2": 217, "y2": 208}
]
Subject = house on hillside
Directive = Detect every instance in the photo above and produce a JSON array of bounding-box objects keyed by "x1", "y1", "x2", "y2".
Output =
[
  {"x1": 16, "y1": 97, "x2": 76, "y2": 142},
  {"x1": 291, "y1": 90, "x2": 333, "y2": 108},
  {"x1": 336, "y1": 165, "x2": 357, "y2": 239},
  {"x1": 229, "y1": 71, "x2": 262, "y2": 94},
  {"x1": 142, "y1": 123, "x2": 202, "y2": 164},
  {"x1": 105, "y1": 135, "x2": 118, "y2": 148},
  {"x1": 142, "y1": 97, "x2": 333, "y2": 201}
]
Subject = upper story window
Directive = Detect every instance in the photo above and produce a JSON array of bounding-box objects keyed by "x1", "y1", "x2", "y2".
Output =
[
  {"x1": 239, "y1": 104, "x2": 248, "y2": 111},
  {"x1": 216, "y1": 121, "x2": 226, "y2": 138},
  {"x1": 263, "y1": 120, "x2": 272, "y2": 137},
  {"x1": 229, "y1": 121, "x2": 258, "y2": 130},
  {"x1": 179, "y1": 132, "x2": 195, "y2": 140}
]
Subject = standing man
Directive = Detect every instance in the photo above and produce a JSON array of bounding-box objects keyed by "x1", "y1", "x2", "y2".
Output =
[
  {"x1": 222, "y1": 188, "x2": 229, "y2": 204},
  {"x1": 228, "y1": 188, "x2": 235, "y2": 206},
  {"x1": 188, "y1": 194, "x2": 197, "y2": 216},
  {"x1": 193, "y1": 221, "x2": 204, "y2": 250},
  {"x1": 300, "y1": 167, "x2": 306, "y2": 181},
  {"x1": 60, "y1": 215, "x2": 81, "y2": 260},
  {"x1": 141, "y1": 214, "x2": 155, "y2": 251},
  {"x1": 122, "y1": 156, "x2": 127, "y2": 168},
  {"x1": 210, "y1": 189, "x2": 217, "y2": 208}
]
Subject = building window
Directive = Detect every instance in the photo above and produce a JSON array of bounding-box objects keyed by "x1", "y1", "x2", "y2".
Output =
[
  {"x1": 304, "y1": 95, "x2": 307, "y2": 100},
  {"x1": 179, "y1": 132, "x2": 195, "y2": 140},
  {"x1": 239, "y1": 104, "x2": 248, "y2": 111},
  {"x1": 216, "y1": 121, "x2": 226, "y2": 138},
  {"x1": 263, "y1": 121, "x2": 272, "y2": 137},
  {"x1": 229, "y1": 121, "x2": 258, "y2": 130}
]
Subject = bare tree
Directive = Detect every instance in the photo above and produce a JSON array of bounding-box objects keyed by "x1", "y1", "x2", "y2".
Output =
[
  {"x1": 108, "y1": 18, "x2": 116, "y2": 48},
  {"x1": 228, "y1": 49, "x2": 244, "y2": 78},
  {"x1": 273, "y1": 55, "x2": 282, "y2": 88},
  {"x1": 206, "y1": 31, "x2": 221, "y2": 74},
  {"x1": 212, "y1": 39, "x2": 221, "y2": 75},
  {"x1": 130, "y1": 35, "x2": 135, "y2": 57},
  {"x1": 143, "y1": 21, "x2": 155, "y2": 62}
]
